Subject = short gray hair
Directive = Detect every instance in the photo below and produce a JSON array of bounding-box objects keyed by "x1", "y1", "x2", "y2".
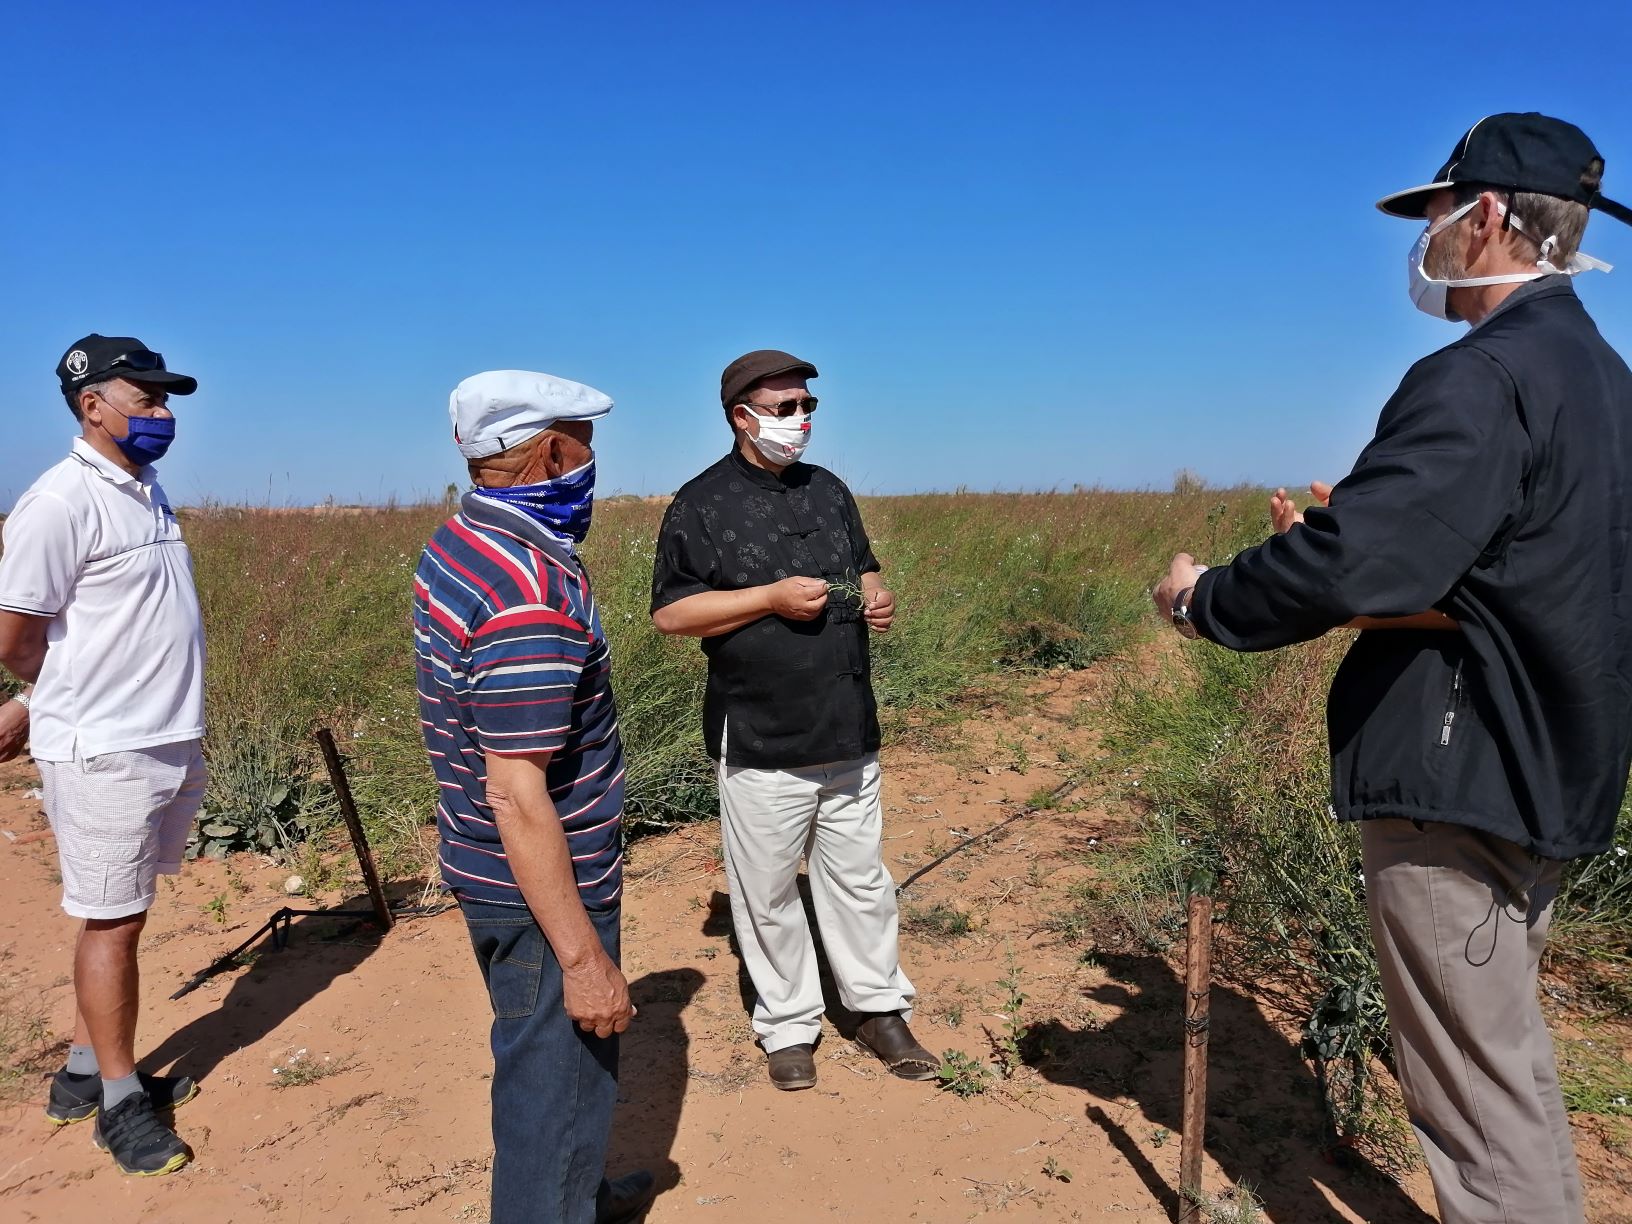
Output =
[
  {"x1": 65, "y1": 378, "x2": 114, "y2": 421},
  {"x1": 1455, "y1": 166, "x2": 1599, "y2": 265}
]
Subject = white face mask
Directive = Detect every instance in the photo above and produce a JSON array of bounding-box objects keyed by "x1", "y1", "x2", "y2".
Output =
[
  {"x1": 746, "y1": 408, "x2": 812, "y2": 465},
  {"x1": 1409, "y1": 197, "x2": 1614, "y2": 323}
]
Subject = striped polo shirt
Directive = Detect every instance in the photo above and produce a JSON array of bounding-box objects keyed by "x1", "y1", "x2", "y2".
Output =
[{"x1": 413, "y1": 493, "x2": 625, "y2": 910}]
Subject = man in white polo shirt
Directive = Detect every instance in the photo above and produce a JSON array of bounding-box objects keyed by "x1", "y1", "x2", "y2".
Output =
[{"x1": 0, "y1": 334, "x2": 206, "y2": 1177}]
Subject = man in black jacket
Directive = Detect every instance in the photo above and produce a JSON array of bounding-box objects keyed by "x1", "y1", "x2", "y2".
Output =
[{"x1": 1154, "y1": 114, "x2": 1632, "y2": 1224}]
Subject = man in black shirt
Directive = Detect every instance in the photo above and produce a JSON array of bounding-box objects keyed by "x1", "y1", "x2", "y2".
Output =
[{"x1": 651, "y1": 349, "x2": 935, "y2": 1091}]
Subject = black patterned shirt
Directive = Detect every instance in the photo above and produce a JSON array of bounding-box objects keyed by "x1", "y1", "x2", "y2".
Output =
[{"x1": 651, "y1": 448, "x2": 882, "y2": 769}]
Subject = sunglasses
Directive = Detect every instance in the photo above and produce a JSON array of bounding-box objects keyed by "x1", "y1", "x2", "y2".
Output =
[
  {"x1": 101, "y1": 351, "x2": 169, "y2": 375},
  {"x1": 742, "y1": 396, "x2": 818, "y2": 417}
]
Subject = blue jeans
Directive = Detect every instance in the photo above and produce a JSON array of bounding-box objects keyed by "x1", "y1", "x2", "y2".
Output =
[{"x1": 462, "y1": 899, "x2": 621, "y2": 1224}]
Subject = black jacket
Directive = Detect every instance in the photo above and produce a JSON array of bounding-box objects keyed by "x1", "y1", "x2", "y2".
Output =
[{"x1": 1192, "y1": 278, "x2": 1632, "y2": 860}]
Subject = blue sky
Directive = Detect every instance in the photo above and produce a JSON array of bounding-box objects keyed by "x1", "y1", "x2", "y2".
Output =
[{"x1": 4, "y1": 1, "x2": 1632, "y2": 506}]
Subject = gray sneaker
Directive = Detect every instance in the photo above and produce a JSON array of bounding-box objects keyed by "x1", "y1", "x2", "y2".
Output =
[
  {"x1": 46, "y1": 1069, "x2": 199, "y2": 1126},
  {"x1": 93, "y1": 1091, "x2": 192, "y2": 1177}
]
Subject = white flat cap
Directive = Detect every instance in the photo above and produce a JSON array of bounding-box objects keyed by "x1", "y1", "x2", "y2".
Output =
[{"x1": 449, "y1": 369, "x2": 613, "y2": 459}]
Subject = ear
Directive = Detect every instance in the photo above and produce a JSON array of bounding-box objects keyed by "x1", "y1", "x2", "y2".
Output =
[
  {"x1": 1476, "y1": 190, "x2": 1510, "y2": 240},
  {"x1": 542, "y1": 430, "x2": 574, "y2": 480}
]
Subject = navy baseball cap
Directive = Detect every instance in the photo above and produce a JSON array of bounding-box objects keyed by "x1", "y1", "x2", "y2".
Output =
[{"x1": 1377, "y1": 112, "x2": 1632, "y2": 227}]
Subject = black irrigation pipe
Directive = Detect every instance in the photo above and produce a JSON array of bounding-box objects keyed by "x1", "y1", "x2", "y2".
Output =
[{"x1": 896, "y1": 776, "x2": 1083, "y2": 894}]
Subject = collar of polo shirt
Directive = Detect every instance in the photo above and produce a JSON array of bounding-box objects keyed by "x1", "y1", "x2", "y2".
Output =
[{"x1": 72, "y1": 437, "x2": 146, "y2": 488}]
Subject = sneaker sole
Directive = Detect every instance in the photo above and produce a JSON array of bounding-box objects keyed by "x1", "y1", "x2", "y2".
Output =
[
  {"x1": 47, "y1": 1080, "x2": 201, "y2": 1128},
  {"x1": 103, "y1": 1147, "x2": 192, "y2": 1177}
]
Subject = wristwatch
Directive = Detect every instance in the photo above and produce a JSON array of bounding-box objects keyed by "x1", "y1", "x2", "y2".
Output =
[{"x1": 1171, "y1": 565, "x2": 1209, "y2": 640}]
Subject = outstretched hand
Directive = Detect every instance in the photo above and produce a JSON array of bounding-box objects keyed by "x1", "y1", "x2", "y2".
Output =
[{"x1": 1269, "y1": 481, "x2": 1333, "y2": 534}]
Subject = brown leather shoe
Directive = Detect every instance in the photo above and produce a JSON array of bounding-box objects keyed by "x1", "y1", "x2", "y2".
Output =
[
  {"x1": 855, "y1": 1014, "x2": 939, "y2": 1081},
  {"x1": 767, "y1": 1043, "x2": 817, "y2": 1091}
]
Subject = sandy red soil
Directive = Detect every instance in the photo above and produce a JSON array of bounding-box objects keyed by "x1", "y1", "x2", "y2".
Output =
[{"x1": 1, "y1": 670, "x2": 1628, "y2": 1223}]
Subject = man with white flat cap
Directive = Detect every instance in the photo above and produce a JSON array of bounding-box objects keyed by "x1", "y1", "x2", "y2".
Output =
[
  {"x1": 1154, "y1": 113, "x2": 1632, "y2": 1223},
  {"x1": 413, "y1": 370, "x2": 653, "y2": 1224}
]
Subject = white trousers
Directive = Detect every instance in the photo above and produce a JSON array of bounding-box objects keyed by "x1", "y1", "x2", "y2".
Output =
[{"x1": 717, "y1": 750, "x2": 915, "y2": 1052}]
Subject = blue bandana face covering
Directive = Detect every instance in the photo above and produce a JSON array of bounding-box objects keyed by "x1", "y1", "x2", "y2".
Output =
[
  {"x1": 114, "y1": 414, "x2": 177, "y2": 467},
  {"x1": 477, "y1": 460, "x2": 597, "y2": 543}
]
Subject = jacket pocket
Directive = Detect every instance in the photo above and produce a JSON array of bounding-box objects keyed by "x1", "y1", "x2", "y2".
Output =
[{"x1": 1437, "y1": 662, "x2": 1465, "y2": 748}]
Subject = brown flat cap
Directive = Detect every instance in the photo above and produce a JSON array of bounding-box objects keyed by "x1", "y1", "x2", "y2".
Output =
[{"x1": 720, "y1": 349, "x2": 819, "y2": 409}]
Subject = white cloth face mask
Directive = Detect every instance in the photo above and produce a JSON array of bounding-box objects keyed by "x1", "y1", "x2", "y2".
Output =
[
  {"x1": 1409, "y1": 197, "x2": 1614, "y2": 323},
  {"x1": 747, "y1": 408, "x2": 812, "y2": 465}
]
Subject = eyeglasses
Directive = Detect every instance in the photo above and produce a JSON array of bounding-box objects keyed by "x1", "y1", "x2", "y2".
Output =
[
  {"x1": 101, "y1": 351, "x2": 168, "y2": 375},
  {"x1": 741, "y1": 396, "x2": 818, "y2": 417}
]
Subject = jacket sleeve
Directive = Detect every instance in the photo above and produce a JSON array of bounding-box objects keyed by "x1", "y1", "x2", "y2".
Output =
[{"x1": 1190, "y1": 346, "x2": 1529, "y2": 653}]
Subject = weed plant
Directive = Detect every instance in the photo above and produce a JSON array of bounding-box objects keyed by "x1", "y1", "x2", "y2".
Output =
[
  {"x1": 991, "y1": 944, "x2": 1030, "y2": 1078},
  {"x1": 937, "y1": 1049, "x2": 994, "y2": 1098},
  {"x1": 903, "y1": 902, "x2": 975, "y2": 940}
]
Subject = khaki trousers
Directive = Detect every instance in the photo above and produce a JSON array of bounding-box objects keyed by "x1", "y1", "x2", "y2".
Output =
[
  {"x1": 717, "y1": 750, "x2": 915, "y2": 1052},
  {"x1": 1362, "y1": 818, "x2": 1584, "y2": 1224}
]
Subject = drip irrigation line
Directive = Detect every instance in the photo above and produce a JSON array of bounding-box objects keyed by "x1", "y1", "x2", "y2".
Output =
[{"x1": 896, "y1": 776, "x2": 1082, "y2": 894}]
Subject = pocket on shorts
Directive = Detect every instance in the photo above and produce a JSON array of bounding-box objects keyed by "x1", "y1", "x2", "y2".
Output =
[{"x1": 63, "y1": 836, "x2": 150, "y2": 910}]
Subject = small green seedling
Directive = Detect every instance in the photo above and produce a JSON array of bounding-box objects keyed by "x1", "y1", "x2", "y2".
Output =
[{"x1": 937, "y1": 1050, "x2": 994, "y2": 1098}]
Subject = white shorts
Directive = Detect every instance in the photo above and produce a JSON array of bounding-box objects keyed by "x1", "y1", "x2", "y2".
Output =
[{"x1": 38, "y1": 740, "x2": 207, "y2": 920}]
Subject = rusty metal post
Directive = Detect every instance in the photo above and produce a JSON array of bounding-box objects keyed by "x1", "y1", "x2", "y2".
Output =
[
  {"x1": 315, "y1": 727, "x2": 394, "y2": 932},
  {"x1": 1178, "y1": 891, "x2": 1214, "y2": 1222}
]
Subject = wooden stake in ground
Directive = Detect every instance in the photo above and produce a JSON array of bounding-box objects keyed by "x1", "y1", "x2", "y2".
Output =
[
  {"x1": 316, "y1": 727, "x2": 394, "y2": 932},
  {"x1": 1178, "y1": 891, "x2": 1214, "y2": 1223}
]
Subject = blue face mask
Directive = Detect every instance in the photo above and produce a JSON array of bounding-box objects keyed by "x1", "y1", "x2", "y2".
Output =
[
  {"x1": 95, "y1": 396, "x2": 177, "y2": 467},
  {"x1": 477, "y1": 460, "x2": 597, "y2": 543}
]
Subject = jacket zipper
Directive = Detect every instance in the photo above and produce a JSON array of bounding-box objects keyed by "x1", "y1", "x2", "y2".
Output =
[{"x1": 1439, "y1": 663, "x2": 1464, "y2": 747}]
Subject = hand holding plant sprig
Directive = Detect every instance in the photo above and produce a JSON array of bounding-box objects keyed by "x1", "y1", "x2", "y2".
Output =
[{"x1": 825, "y1": 575, "x2": 896, "y2": 632}]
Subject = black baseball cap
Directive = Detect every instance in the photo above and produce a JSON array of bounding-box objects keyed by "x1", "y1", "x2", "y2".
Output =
[
  {"x1": 1377, "y1": 113, "x2": 1632, "y2": 227},
  {"x1": 720, "y1": 349, "x2": 818, "y2": 409},
  {"x1": 56, "y1": 334, "x2": 198, "y2": 400}
]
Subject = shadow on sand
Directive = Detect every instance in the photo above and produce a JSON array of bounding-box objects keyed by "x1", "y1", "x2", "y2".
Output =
[
  {"x1": 607, "y1": 967, "x2": 706, "y2": 1211},
  {"x1": 1031, "y1": 953, "x2": 1433, "y2": 1224},
  {"x1": 142, "y1": 888, "x2": 394, "y2": 1083},
  {"x1": 702, "y1": 881, "x2": 867, "y2": 1041}
]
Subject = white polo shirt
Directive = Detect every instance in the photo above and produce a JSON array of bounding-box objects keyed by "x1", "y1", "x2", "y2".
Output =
[{"x1": 0, "y1": 438, "x2": 205, "y2": 761}]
